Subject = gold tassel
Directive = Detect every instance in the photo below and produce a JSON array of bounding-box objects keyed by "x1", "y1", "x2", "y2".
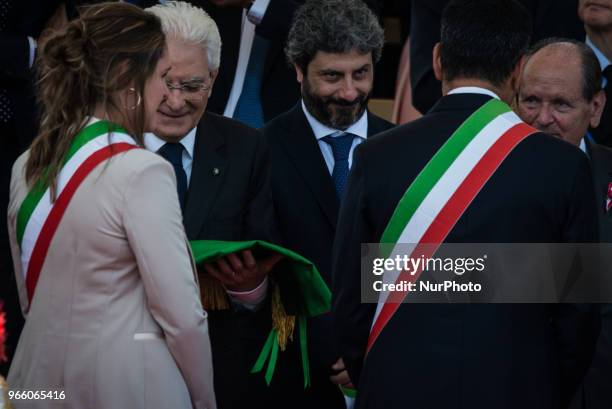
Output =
[
  {"x1": 199, "y1": 273, "x2": 230, "y2": 310},
  {"x1": 270, "y1": 279, "x2": 295, "y2": 351}
]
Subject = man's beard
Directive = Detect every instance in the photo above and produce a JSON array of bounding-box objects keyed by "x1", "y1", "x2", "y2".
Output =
[{"x1": 302, "y1": 78, "x2": 369, "y2": 130}]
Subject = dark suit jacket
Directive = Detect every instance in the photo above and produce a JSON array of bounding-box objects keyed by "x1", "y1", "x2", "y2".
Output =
[
  {"x1": 202, "y1": 0, "x2": 301, "y2": 124},
  {"x1": 262, "y1": 104, "x2": 393, "y2": 407},
  {"x1": 332, "y1": 93, "x2": 599, "y2": 409},
  {"x1": 586, "y1": 138, "x2": 612, "y2": 242},
  {"x1": 182, "y1": 112, "x2": 278, "y2": 409},
  {"x1": 409, "y1": 0, "x2": 586, "y2": 114},
  {"x1": 577, "y1": 139, "x2": 612, "y2": 409}
]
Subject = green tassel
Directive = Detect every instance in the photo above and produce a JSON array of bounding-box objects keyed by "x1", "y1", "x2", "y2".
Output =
[
  {"x1": 299, "y1": 315, "x2": 310, "y2": 388},
  {"x1": 251, "y1": 329, "x2": 276, "y2": 374},
  {"x1": 251, "y1": 317, "x2": 313, "y2": 388},
  {"x1": 265, "y1": 335, "x2": 280, "y2": 385}
]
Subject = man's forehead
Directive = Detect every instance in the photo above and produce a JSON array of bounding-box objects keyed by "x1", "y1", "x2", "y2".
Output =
[
  {"x1": 166, "y1": 38, "x2": 209, "y2": 76},
  {"x1": 310, "y1": 50, "x2": 373, "y2": 70},
  {"x1": 522, "y1": 53, "x2": 583, "y2": 95}
]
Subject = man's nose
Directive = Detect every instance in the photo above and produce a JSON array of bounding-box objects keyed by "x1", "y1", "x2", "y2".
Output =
[
  {"x1": 165, "y1": 88, "x2": 187, "y2": 111},
  {"x1": 337, "y1": 78, "x2": 359, "y2": 102},
  {"x1": 534, "y1": 105, "x2": 555, "y2": 128}
]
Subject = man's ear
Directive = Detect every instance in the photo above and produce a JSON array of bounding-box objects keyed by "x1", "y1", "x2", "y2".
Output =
[
  {"x1": 433, "y1": 42, "x2": 443, "y2": 81},
  {"x1": 294, "y1": 63, "x2": 305, "y2": 84},
  {"x1": 590, "y1": 89, "x2": 606, "y2": 128},
  {"x1": 509, "y1": 55, "x2": 527, "y2": 94}
]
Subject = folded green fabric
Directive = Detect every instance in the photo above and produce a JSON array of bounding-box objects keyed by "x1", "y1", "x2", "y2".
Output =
[
  {"x1": 190, "y1": 239, "x2": 331, "y2": 317},
  {"x1": 189, "y1": 239, "x2": 331, "y2": 388}
]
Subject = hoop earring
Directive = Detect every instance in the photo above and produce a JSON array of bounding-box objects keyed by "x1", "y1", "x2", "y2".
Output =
[{"x1": 127, "y1": 87, "x2": 142, "y2": 110}]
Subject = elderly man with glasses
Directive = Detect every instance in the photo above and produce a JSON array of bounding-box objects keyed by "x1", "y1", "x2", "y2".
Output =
[{"x1": 145, "y1": 2, "x2": 281, "y2": 408}]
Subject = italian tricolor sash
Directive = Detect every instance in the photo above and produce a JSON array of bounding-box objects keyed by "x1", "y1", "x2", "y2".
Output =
[
  {"x1": 16, "y1": 119, "x2": 138, "y2": 309},
  {"x1": 367, "y1": 99, "x2": 537, "y2": 353}
]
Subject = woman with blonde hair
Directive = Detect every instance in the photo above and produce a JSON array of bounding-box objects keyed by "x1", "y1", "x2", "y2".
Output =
[{"x1": 6, "y1": 3, "x2": 216, "y2": 408}]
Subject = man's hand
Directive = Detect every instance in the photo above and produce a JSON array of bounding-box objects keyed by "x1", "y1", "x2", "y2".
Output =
[
  {"x1": 330, "y1": 358, "x2": 354, "y2": 389},
  {"x1": 202, "y1": 249, "x2": 282, "y2": 292},
  {"x1": 208, "y1": 0, "x2": 253, "y2": 8}
]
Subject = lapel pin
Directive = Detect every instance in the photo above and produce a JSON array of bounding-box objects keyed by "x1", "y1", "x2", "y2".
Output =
[{"x1": 212, "y1": 167, "x2": 220, "y2": 176}]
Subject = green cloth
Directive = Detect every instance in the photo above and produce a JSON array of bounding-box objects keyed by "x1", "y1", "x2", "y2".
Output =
[
  {"x1": 190, "y1": 239, "x2": 331, "y2": 316},
  {"x1": 189, "y1": 239, "x2": 331, "y2": 388}
]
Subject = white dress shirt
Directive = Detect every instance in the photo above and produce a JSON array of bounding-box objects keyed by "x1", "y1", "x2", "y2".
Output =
[
  {"x1": 448, "y1": 86, "x2": 501, "y2": 100},
  {"x1": 301, "y1": 100, "x2": 368, "y2": 175}
]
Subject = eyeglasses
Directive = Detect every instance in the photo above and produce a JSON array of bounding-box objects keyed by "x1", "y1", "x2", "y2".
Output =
[{"x1": 165, "y1": 78, "x2": 212, "y2": 102}]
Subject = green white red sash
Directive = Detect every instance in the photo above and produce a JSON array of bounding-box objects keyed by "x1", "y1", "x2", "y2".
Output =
[
  {"x1": 367, "y1": 99, "x2": 537, "y2": 352},
  {"x1": 16, "y1": 119, "x2": 138, "y2": 310}
]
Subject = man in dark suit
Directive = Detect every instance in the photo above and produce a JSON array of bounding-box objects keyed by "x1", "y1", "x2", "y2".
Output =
[
  {"x1": 332, "y1": 1, "x2": 599, "y2": 408},
  {"x1": 580, "y1": 0, "x2": 612, "y2": 147},
  {"x1": 200, "y1": 0, "x2": 301, "y2": 128},
  {"x1": 146, "y1": 3, "x2": 282, "y2": 408},
  {"x1": 410, "y1": 0, "x2": 586, "y2": 115},
  {"x1": 262, "y1": 1, "x2": 393, "y2": 407},
  {"x1": 517, "y1": 38, "x2": 612, "y2": 409}
]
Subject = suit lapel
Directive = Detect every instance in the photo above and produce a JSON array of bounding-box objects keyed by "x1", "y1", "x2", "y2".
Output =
[
  {"x1": 261, "y1": 37, "x2": 282, "y2": 90},
  {"x1": 183, "y1": 114, "x2": 228, "y2": 239},
  {"x1": 367, "y1": 111, "x2": 394, "y2": 137},
  {"x1": 280, "y1": 106, "x2": 340, "y2": 228}
]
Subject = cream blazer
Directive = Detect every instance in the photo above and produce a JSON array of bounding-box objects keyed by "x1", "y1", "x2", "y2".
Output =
[{"x1": 7, "y1": 148, "x2": 216, "y2": 409}]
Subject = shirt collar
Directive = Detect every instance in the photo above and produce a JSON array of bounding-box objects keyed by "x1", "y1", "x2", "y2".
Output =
[
  {"x1": 586, "y1": 36, "x2": 610, "y2": 72},
  {"x1": 301, "y1": 100, "x2": 368, "y2": 140},
  {"x1": 447, "y1": 86, "x2": 501, "y2": 100},
  {"x1": 144, "y1": 127, "x2": 197, "y2": 158},
  {"x1": 580, "y1": 137, "x2": 587, "y2": 154}
]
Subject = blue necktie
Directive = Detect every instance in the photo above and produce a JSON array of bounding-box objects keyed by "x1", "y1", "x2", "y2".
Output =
[
  {"x1": 322, "y1": 132, "x2": 356, "y2": 199},
  {"x1": 233, "y1": 35, "x2": 269, "y2": 129},
  {"x1": 158, "y1": 143, "x2": 187, "y2": 210}
]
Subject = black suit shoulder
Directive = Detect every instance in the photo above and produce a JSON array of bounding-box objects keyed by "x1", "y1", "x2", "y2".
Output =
[
  {"x1": 261, "y1": 106, "x2": 296, "y2": 143},
  {"x1": 202, "y1": 111, "x2": 262, "y2": 140}
]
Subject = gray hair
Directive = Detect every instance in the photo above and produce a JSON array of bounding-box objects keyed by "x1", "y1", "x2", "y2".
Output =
[
  {"x1": 285, "y1": 0, "x2": 384, "y2": 72},
  {"x1": 146, "y1": 1, "x2": 221, "y2": 71}
]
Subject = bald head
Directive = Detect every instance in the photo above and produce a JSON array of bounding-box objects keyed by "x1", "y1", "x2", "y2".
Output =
[{"x1": 517, "y1": 40, "x2": 605, "y2": 146}]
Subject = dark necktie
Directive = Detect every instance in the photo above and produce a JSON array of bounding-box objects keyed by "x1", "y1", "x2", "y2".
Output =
[
  {"x1": 590, "y1": 65, "x2": 612, "y2": 147},
  {"x1": 322, "y1": 132, "x2": 356, "y2": 199},
  {"x1": 158, "y1": 143, "x2": 187, "y2": 210}
]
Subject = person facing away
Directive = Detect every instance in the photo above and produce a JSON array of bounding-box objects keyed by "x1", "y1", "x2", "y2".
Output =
[
  {"x1": 331, "y1": 0, "x2": 599, "y2": 408},
  {"x1": 517, "y1": 38, "x2": 612, "y2": 409},
  {"x1": 6, "y1": 3, "x2": 216, "y2": 408}
]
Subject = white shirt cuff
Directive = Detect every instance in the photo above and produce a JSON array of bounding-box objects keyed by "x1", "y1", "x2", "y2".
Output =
[
  {"x1": 28, "y1": 36, "x2": 37, "y2": 68},
  {"x1": 247, "y1": 0, "x2": 271, "y2": 25},
  {"x1": 226, "y1": 276, "x2": 269, "y2": 310}
]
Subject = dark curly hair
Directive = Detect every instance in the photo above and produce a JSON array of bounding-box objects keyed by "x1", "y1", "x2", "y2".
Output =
[{"x1": 285, "y1": 0, "x2": 384, "y2": 73}]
